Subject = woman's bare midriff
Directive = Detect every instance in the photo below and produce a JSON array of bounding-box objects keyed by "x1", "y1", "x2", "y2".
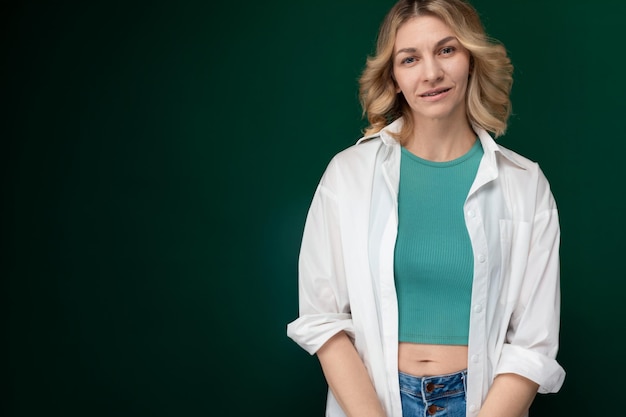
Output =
[{"x1": 398, "y1": 342, "x2": 468, "y2": 377}]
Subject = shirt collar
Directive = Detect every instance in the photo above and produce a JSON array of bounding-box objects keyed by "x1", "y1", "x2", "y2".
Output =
[
  {"x1": 356, "y1": 118, "x2": 402, "y2": 146},
  {"x1": 357, "y1": 117, "x2": 527, "y2": 170}
]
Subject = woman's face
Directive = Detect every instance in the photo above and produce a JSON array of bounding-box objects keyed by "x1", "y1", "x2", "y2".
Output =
[{"x1": 392, "y1": 15, "x2": 471, "y2": 125}]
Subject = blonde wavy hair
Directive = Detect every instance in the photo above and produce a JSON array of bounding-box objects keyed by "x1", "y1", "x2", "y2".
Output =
[{"x1": 359, "y1": 0, "x2": 513, "y2": 141}]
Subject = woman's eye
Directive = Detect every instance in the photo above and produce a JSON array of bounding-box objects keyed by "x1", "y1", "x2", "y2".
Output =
[
  {"x1": 402, "y1": 57, "x2": 416, "y2": 64},
  {"x1": 441, "y1": 46, "x2": 456, "y2": 55}
]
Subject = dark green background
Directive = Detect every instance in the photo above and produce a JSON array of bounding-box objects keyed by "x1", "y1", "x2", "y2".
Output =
[{"x1": 4, "y1": 1, "x2": 624, "y2": 415}]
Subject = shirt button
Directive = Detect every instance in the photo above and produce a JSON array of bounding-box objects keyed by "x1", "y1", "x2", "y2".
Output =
[
  {"x1": 477, "y1": 254, "x2": 486, "y2": 263},
  {"x1": 473, "y1": 304, "x2": 483, "y2": 313},
  {"x1": 469, "y1": 404, "x2": 477, "y2": 412},
  {"x1": 467, "y1": 210, "x2": 475, "y2": 218},
  {"x1": 471, "y1": 354, "x2": 479, "y2": 363}
]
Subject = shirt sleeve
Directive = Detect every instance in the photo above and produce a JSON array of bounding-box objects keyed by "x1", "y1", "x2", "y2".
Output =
[
  {"x1": 495, "y1": 168, "x2": 566, "y2": 393},
  {"x1": 287, "y1": 169, "x2": 354, "y2": 355}
]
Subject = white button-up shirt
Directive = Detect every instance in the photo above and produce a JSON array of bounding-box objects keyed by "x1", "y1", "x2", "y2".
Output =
[{"x1": 287, "y1": 119, "x2": 565, "y2": 417}]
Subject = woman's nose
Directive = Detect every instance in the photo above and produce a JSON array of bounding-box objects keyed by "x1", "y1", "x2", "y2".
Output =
[{"x1": 422, "y1": 58, "x2": 444, "y2": 82}]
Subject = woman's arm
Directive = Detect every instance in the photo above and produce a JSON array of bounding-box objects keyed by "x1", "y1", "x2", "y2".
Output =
[
  {"x1": 477, "y1": 373, "x2": 539, "y2": 417},
  {"x1": 316, "y1": 331, "x2": 387, "y2": 417}
]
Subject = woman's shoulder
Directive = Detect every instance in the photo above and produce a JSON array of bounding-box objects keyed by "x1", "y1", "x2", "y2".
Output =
[
  {"x1": 325, "y1": 135, "x2": 387, "y2": 169},
  {"x1": 495, "y1": 143, "x2": 540, "y2": 171},
  {"x1": 477, "y1": 128, "x2": 539, "y2": 173},
  {"x1": 330, "y1": 119, "x2": 402, "y2": 165},
  {"x1": 494, "y1": 143, "x2": 556, "y2": 191},
  {"x1": 492, "y1": 142, "x2": 557, "y2": 211},
  {"x1": 318, "y1": 136, "x2": 391, "y2": 191}
]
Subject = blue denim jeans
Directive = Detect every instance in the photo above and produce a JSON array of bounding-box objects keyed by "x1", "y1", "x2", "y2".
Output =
[{"x1": 399, "y1": 369, "x2": 467, "y2": 417}]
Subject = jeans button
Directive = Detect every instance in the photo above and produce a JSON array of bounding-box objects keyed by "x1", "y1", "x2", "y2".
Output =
[{"x1": 426, "y1": 382, "x2": 435, "y2": 392}]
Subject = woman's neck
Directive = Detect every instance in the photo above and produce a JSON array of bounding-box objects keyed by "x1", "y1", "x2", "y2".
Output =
[{"x1": 403, "y1": 118, "x2": 476, "y2": 162}]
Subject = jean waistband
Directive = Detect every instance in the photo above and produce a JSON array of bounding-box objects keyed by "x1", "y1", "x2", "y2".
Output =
[{"x1": 399, "y1": 369, "x2": 467, "y2": 401}]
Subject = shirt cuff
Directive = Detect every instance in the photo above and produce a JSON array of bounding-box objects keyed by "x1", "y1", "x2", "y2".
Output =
[
  {"x1": 287, "y1": 313, "x2": 354, "y2": 355},
  {"x1": 495, "y1": 343, "x2": 565, "y2": 393}
]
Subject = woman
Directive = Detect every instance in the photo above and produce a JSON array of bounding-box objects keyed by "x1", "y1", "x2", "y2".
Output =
[{"x1": 287, "y1": 1, "x2": 565, "y2": 416}]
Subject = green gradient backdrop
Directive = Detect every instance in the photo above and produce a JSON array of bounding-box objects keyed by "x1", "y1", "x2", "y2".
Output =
[{"x1": 4, "y1": 1, "x2": 624, "y2": 416}]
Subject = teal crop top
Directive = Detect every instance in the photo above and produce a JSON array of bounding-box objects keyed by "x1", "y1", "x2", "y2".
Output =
[{"x1": 394, "y1": 140, "x2": 483, "y2": 345}]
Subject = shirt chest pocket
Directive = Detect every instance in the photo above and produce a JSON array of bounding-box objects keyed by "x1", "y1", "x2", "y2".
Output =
[{"x1": 498, "y1": 219, "x2": 532, "y2": 304}]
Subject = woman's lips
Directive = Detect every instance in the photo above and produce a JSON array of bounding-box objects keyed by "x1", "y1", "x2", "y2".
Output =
[{"x1": 420, "y1": 87, "x2": 451, "y2": 97}]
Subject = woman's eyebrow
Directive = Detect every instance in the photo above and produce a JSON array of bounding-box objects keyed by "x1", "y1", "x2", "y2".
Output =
[
  {"x1": 395, "y1": 47, "x2": 417, "y2": 56},
  {"x1": 395, "y1": 36, "x2": 458, "y2": 57},
  {"x1": 435, "y1": 36, "x2": 457, "y2": 48}
]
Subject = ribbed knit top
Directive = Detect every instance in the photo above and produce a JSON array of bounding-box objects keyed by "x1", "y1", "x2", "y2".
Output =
[{"x1": 394, "y1": 140, "x2": 483, "y2": 345}]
